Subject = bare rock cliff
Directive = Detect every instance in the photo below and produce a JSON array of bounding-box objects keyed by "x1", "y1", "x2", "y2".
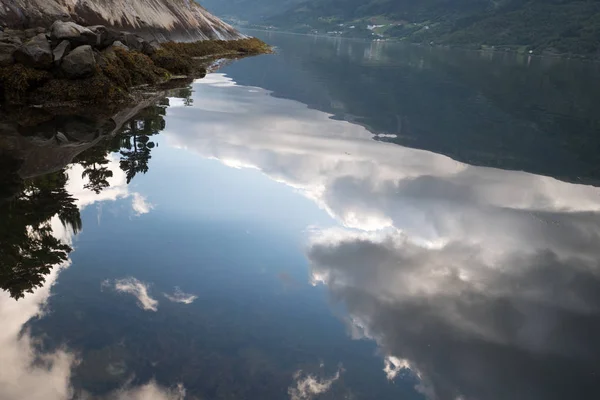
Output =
[{"x1": 0, "y1": 0, "x2": 242, "y2": 40}]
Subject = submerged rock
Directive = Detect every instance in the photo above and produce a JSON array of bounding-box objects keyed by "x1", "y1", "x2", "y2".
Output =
[
  {"x1": 60, "y1": 45, "x2": 96, "y2": 78},
  {"x1": 14, "y1": 34, "x2": 53, "y2": 69}
]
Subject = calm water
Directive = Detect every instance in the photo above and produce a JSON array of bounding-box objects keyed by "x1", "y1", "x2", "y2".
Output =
[{"x1": 2, "y1": 31, "x2": 600, "y2": 400}]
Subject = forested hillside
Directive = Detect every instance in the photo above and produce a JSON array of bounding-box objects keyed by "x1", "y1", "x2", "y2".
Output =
[
  {"x1": 203, "y1": 0, "x2": 600, "y2": 56},
  {"x1": 273, "y1": 0, "x2": 600, "y2": 55}
]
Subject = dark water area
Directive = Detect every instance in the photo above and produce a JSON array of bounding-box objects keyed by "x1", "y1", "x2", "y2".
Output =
[{"x1": 1, "y1": 31, "x2": 600, "y2": 400}]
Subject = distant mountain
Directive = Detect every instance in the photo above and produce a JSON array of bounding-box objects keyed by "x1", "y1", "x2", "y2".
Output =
[
  {"x1": 205, "y1": 0, "x2": 600, "y2": 56},
  {"x1": 0, "y1": 0, "x2": 242, "y2": 40}
]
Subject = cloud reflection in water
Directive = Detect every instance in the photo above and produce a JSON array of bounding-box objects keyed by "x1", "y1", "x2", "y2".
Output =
[{"x1": 164, "y1": 73, "x2": 600, "y2": 400}]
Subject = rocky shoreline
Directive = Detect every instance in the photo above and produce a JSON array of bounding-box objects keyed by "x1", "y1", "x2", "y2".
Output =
[{"x1": 0, "y1": 20, "x2": 271, "y2": 109}]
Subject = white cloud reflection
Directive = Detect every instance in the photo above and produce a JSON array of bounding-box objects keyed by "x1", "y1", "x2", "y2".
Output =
[
  {"x1": 0, "y1": 262, "x2": 74, "y2": 400},
  {"x1": 162, "y1": 73, "x2": 600, "y2": 400},
  {"x1": 288, "y1": 368, "x2": 341, "y2": 400},
  {"x1": 66, "y1": 154, "x2": 153, "y2": 217},
  {"x1": 0, "y1": 146, "x2": 170, "y2": 400},
  {"x1": 114, "y1": 277, "x2": 159, "y2": 311},
  {"x1": 132, "y1": 193, "x2": 154, "y2": 216},
  {"x1": 164, "y1": 287, "x2": 197, "y2": 304}
]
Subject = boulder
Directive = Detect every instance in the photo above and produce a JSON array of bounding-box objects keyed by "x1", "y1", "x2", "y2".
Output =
[
  {"x1": 0, "y1": 42, "x2": 17, "y2": 66},
  {"x1": 50, "y1": 21, "x2": 96, "y2": 47},
  {"x1": 60, "y1": 45, "x2": 96, "y2": 78},
  {"x1": 53, "y1": 40, "x2": 71, "y2": 66},
  {"x1": 141, "y1": 40, "x2": 161, "y2": 56},
  {"x1": 89, "y1": 25, "x2": 121, "y2": 49},
  {"x1": 121, "y1": 33, "x2": 145, "y2": 52},
  {"x1": 14, "y1": 34, "x2": 53, "y2": 69}
]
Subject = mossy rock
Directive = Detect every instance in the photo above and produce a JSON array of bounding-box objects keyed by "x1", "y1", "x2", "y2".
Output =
[
  {"x1": 30, "y1": 71, "x2": 128, "y2": 105},
  {"x1": 0, "y1": 64, "x2": 51, "y2": 104}
]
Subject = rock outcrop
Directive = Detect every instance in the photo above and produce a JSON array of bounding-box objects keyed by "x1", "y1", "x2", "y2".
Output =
[
  {"x1": 0, "y1": 0, "x2": 243, "y2": 41},
  {"x1": 1, "y1": 22, "x2": 161, "y2": 73}
]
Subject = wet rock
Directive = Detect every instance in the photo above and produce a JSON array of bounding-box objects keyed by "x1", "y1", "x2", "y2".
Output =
[
  {"x1": 14, "y1": 34, "x2": 53, "y2": 69},
  {"x1": 121, "y1": 33, "x2": 145, "y2": 52},
  {"x1": 0, "y1": 42, "x2": 17, "y2": 66},
  {"x1": 60, "y1": 45, "x2": 96, "y2": 78},
  {"x1": 53, "y1": 40, "x2": 71, "y2": 66},
  {"x1": 50, "y1": 21, "x2": 96, "y2": 47}
]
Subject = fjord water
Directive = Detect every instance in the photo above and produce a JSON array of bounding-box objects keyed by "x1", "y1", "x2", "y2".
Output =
[{"x1": 2, "y1": 31, "x2": 600, "y2": 400}]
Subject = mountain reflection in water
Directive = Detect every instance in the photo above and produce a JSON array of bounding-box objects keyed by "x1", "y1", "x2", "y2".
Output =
[{"x1": 1, "y1": 34, "x2": 600, "y2": 400}]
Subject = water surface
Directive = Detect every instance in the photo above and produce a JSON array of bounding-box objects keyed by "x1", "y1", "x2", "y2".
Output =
[{"x1": 1, "y1": 31, "x2": 600, "y2": 400}]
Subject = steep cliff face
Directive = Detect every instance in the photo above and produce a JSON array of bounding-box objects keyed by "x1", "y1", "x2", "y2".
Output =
[{"x1": 0, "y1": 0, "x2": 243, "y2": 40}]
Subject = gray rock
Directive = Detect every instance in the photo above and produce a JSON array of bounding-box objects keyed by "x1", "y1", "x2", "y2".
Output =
[
  {"x1": 141, "y1": 40, "x2": 160, "y2": 56},
  {"x1": 121, "y1": 33, "x2": 145, "y2": 52},
  {"x1": 14, "y1": 34, "x2": 53, "y2": 69},
  {"x1": 50, "y1": 21, "x2": 96, "y2": 46},
  {"x1": 53, "y1": 40, "x2": 71, "y2": 66},
  {"x1": 0, "y1": 42, "x2": 17, "y2": 66},
  {"x1": 89, "y1": 25, "x2": 121, "y2": 49},
  {"x1": 60, "y1": 45, "x2": 96, "y2": 78}
]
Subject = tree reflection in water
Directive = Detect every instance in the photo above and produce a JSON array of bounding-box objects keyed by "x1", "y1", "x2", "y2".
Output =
[{"x1": 0, "y1": 95, "x2": 174, "y2": 299}]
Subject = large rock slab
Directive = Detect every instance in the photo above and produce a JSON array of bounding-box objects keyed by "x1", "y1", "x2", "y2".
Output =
[
  {"x1": 50, "y1": 21, "x2": 97, "y2": 46},
  {"x1": 60, "y1": 45, "x2": 96, "y2": 78},
  {"x1": 0, "y1": 0, "x2": 244, "y2": 42},
  {"x1": 14, "y1": 34, "x2": 53, "y2": 69}
]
